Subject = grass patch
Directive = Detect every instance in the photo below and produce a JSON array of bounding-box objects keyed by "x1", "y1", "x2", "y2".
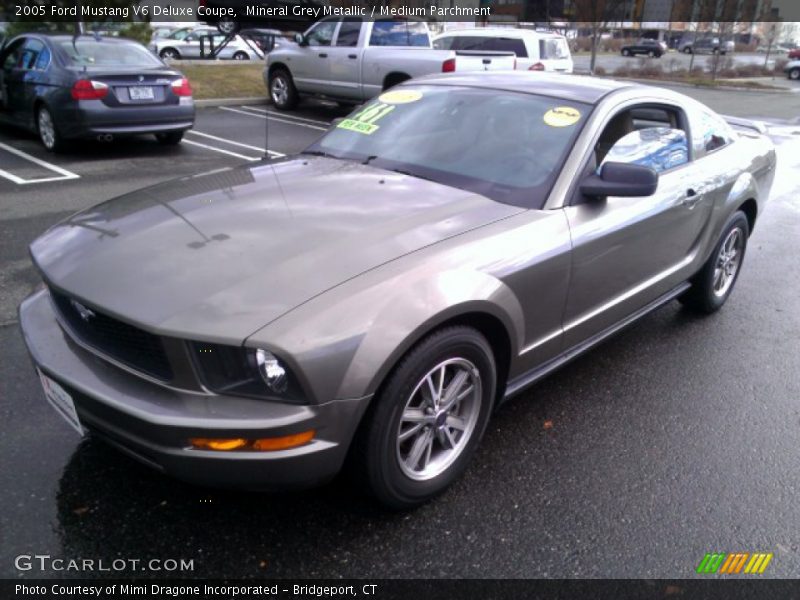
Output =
[{"x1": 177, "y1": 63, "x2": 266, "y2": 100}]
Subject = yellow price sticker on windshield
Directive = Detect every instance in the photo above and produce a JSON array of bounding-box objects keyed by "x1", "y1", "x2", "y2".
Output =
[
  {"x1": 543, "y1": 106, "x2": 581, "y2": 127},
  {"x1": 378, "y1": 90, "x2": 423, "y2": 104},
  {"x1": 338, "y1": 119, "x2": 379, "y2": 135}
]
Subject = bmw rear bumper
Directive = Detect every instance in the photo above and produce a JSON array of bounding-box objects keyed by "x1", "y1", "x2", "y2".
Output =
[
  {"x1": 56, "y1": 102, "x2": 196, "y2": 139},
  {"x1": 19, "y1": 289, "x2": 370, "y2": 491}
]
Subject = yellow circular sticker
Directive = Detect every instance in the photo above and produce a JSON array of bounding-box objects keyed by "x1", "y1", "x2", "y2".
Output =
[
  {"x1": 543, "y1": 106, "x2": 581, "y2": 127},
  {"x1": 378, "y1": 90, "x2": 423, "y2": 104}
]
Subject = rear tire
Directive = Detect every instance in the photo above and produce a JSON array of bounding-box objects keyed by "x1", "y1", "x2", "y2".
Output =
[
  {"x1": 159, "y1": 48, "x2": 180, "y2": 60},
  {"x1": 789, "y1": 68, "x2": 800, "y2": 80},
  {"x1": 648, "y1": 50, "x2": 655, "y2": 57},
  {"x1": 269, "y1": 69, "x2": 298, "y2": 110},
  {"x1": 350, "y1": 326, "x2": 496, "y2": 510},
  {"x1": 155, "y1": 131, "x2": 184, "y2": 145},
  {"x1": 683, "y1": 47, "x2": 692, "y2": 54},
  {"x1": 622, "y1": 49, "x2": 631, "y2": 57},
  {"x1": 679, "y1": 211, "x2": 749, "y2": 314},
  {"x1": 232, "y1": 51, "x2": 248, "y2": 61},
  {"x1": 37, "y1": 105, "x2": 66, "y2": 153}
]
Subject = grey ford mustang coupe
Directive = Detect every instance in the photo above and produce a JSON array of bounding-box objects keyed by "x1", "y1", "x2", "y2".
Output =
[{"x1": 20, "y1": 73, "x2": 776, "y2": 508}]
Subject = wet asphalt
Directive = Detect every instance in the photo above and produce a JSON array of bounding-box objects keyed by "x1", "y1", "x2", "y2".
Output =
[{"x1": 1, "y1": 82, "x2": 799, "y2": 579}]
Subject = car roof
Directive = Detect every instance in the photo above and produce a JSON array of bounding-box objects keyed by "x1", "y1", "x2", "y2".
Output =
[
  {"x1": 27, "y1": 34, "x2": 142, "y2": 45},
  {"x1": 408, "y1": 72, "x2": 639, "y2": 105},
  {"x1": 434, "y1": 28, "x2": 564, "y2": 39}
]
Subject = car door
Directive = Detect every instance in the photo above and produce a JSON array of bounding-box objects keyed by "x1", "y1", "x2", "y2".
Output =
[
  {"x1": 179, "y1": 32, "x2": 203, "y2": 58},
  {"x1": 17, "y1": 38, "x2": 51, "y2": 130},
  {"x1": 561, "y1": 102, "x2": 714, "y2": 348},
  {"x1": 324, "y1": 17, "x2": 363, "y2": 100},
  {"x1": 0, "y1": 37, "x2": 26, "y2": 120},
  {"x1": 291, "y1": 17, "x2": 339, "y2": 94}
]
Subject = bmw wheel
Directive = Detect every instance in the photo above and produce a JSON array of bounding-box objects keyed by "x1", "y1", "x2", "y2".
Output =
[
  {"x1": 37, "y1": 106, "x2": 65, "y2": 153},
  {"x1": 351, "y1": 326, "x2": 496, "y2": 509},
  {"x1": 679, "y1": 211, "x2": 749, "y2": 314},
  {"x1": 269, "y1": 69, "x2": 298, "y2": 110}
]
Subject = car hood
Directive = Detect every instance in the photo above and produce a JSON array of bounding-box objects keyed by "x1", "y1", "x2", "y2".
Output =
[{"x1": 31, "y1": 157, "x2": 521, "y2": 343}]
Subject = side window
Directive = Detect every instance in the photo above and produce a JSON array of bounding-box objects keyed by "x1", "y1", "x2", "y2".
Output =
[
  {"x1": 1, "y1": 39, "x2": 26, "y2": 70},
  {"x1": 692, "y1": 108, "x2": 734, "y2": 155},
  {"x1": 433, "y1": 36, "x2": 453, "y2": 50},
  {"x1": 369, "y1": 20, "x2": 429, "y2": 47},
  {"x1": 184, "y1": 33, "x2": 198, "y2": 42},
  {"x1": 596, "y1": 105, "x2": 689, "y2": 169},
  {"x1": 34, "y1": 45, "x2": 51, "y2": 70},
  {"x1": 335, "y1": 18, "x2": 361, "y2": 47},
  {"x1": 306, "y1": 19, "x2": 338, "y2": 47},
  {"x1": 601, "y1": 128, "x2": 690, "y2": 174},
  {"x1": 19, "y1": 39, "x2": 44, "y2": 70}
]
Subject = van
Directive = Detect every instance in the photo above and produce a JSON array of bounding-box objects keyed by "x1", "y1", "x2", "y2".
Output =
[{"x1": 433, "y1": 28, "x2": 573, "y2": 73}]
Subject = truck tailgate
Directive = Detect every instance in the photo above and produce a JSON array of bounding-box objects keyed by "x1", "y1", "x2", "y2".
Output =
[{"x1": 453, "y1": 51, "x2": 516, "y2": 71}]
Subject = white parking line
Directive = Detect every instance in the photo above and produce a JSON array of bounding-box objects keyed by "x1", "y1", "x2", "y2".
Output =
[
  {"x1": 182, "y1": 139, "x2": 262, "y2": 161},
  {"x1": 239, "y1": 105, "x2": 332, "y2": 127},
  {"x1": 219, "y1": 106, "x2": 329, "y2": 131},
  {"x1": 187, "y1": 130, "x2": 285, "y2": 157},
  {"x1": 0, "y1": 142, "x2": 80, "y2": 185}
]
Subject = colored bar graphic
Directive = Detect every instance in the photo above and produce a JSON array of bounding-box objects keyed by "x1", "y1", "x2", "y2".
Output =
[{"x1": 700, "y1": 552, "x2": 773, "y2": 574}]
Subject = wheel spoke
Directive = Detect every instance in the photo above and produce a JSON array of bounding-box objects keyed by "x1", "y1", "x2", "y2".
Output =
[
  {"x1": 442, "y1": 427, "x2": 458, "y2": 449},
  {"x1": 446, "y1": 415, "x2": 466, "y2": 431},
  {"x1": 402, "y1": 407, "x2": 429, "y2": 423},
  {"x1": 406, "y1": 428, "x2": 433, "y2": 471},
  {"x1": 398, "y1": 422, "x2": 423, "y2": 443},
  {"x1": 439, "y1": 370, "x2": 469, "y2": 412}
]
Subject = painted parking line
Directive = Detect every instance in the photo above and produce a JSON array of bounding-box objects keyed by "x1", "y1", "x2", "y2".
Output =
[
  {"x1": 239, "y1": 105, "x2": 332, "y2": 127},
  {"x1": 186, "y1": 130, "x2": 285, "y2": 157},
  {"x1": 182, "y1": 138, "x2": 262, "y2": 161},
  {"x1": 219, "y1": 106, "x2": 329, "y2": 131},
  {"x1": 0, "y1": 142, "x2": 80, "y2": 185}
]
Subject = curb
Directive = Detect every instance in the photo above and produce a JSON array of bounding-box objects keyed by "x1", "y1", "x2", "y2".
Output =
[
  {"x1": 575, "y1": 70, "x2": 792, "y2": 94},
  {"x1": 195, "y1": 97, "x2": 270, "y2": 107}
]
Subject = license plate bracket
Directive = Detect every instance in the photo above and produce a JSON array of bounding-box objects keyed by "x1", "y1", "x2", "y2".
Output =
[{"x1": 37, "y1": 368, "x2": 84, "y2": 436}]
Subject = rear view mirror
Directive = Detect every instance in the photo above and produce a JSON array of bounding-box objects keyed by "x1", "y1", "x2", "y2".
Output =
[
  {"x1": 580, "y1": 162, "x2": 658, "y2": 198},
  {"x1": 294, "y1": 33, "x2": 307, "y2": 46}
]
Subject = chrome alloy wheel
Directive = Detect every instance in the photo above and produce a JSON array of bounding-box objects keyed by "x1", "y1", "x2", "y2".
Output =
[
  {"x1": 396, "y1": 358, "x2": 482, "y2": 481},
  {"x1": 38, "y1": 108, "x2": 56, "y2": 150},
  {"x1": 271, "y1": 76, "x2": 288, "y2": 106},
  {"x1": 713, "y1": 227, "x2": 744, "y2": 297}
]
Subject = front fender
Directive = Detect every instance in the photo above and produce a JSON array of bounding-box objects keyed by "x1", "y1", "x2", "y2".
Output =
[{"x1": 247, "y1": 265, "x2": 524, "y2": 404}]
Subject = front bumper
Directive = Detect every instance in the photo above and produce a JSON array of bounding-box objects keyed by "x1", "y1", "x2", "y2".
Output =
[{"x1": 19, "y1": 289, "x2": 371, "y2": 490}]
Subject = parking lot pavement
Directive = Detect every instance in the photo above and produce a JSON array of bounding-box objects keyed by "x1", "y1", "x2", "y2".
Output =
[
  {"x1": 573, "y1": 51, "x2": 792, "y2": 74},
  {"x1": 1, "y1": 91, "x2": 800, "y2": 579}
]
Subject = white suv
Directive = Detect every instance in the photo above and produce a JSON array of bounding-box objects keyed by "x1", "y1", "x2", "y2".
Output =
[{"x1": 433, "y1": 28, "x2": 573, "y2": 73}]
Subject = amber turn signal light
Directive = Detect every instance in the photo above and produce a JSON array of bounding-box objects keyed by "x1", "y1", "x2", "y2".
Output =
[{"x1": 190, "y1": 430, "x2": 314, "y2": 452}]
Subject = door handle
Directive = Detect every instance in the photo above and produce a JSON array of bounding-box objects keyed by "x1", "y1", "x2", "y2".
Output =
[
  {"x1": 682, "y1": 188, "x2": 700, "y2": 208},
  {"x1": 348, "y1": 54, "x2": 357, "y2": 59},
  {"x1": 318, "y1": 53, "x2": 328, "y2": 58}
]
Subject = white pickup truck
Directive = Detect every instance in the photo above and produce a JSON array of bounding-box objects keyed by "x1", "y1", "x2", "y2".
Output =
[{"x1": 265, "y1": 18, "x2": 516, "y2": 110}]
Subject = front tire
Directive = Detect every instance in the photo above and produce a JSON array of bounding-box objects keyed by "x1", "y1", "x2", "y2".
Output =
[
  {"x1": 679, "y1": 211, "x2": 749, "y2": 314},
  {"x1": 789, "y1": 67, "x2": 800, "y2": 80},
  {"x1": 159, "y1": 48, "x2": 180, "y2": 60},
  {"x1": 350, "y1": 326, "x2": 496, "y2": 510},
  {"x1": 37, "y1": 105, "x2": 66, "y2": 152},
  {"x1": 683, "y1": 47, "x2": 693, "y2": 54},
  {"x1": 232, "y1": 51, "x2": 248, "y2": 61},
  {"x1": 622, "y1": 49, "x2": 631, "y2": 57},
  {"x1": 269, "y1": 69, "x2": 298, "y2": 110}
]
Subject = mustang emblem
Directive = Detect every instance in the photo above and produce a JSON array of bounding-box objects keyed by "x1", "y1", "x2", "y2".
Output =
[{"x1": 70, "y1": 299, "x2": 95, "y2": 322}]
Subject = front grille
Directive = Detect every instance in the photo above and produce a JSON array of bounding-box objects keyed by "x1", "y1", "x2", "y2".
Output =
[{"x1": 50, "y1": 289, "x2": 173, "y2": 381}]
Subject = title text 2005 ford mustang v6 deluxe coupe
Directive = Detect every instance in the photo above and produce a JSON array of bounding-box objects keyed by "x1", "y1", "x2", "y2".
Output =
[{"x1": 20, "y1": 73, "x2": 775, "y2": 508}]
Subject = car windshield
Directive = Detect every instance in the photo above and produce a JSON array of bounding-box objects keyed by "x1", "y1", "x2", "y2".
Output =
[
  {"x1": 306, "y1": 85, "x2": 590, "y2": 208},
  {"x1": 57, "y1": 40, "x2": 162, "y2": 67}
]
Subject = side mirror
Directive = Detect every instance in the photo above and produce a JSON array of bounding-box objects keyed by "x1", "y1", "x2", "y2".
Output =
[
  {"x1": 294, "y1": 33, "x2": 307, "y2": 46},
  {"x1": 580, "y1": 162, "x2": 658, "y2": 198}
]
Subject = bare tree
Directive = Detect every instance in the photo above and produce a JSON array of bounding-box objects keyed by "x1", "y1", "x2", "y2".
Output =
[{"x1": 568, "y1": 0, "x2": 630, "y2": 74}]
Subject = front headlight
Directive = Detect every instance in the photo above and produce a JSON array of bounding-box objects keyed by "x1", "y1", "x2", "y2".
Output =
[{"x1": 190, "y1": 342, "x2": 303, "y2": 403}]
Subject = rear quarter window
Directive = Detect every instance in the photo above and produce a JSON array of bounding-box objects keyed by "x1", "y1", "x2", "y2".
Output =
[{"x1": 369, "y1": 21, "x2": 430, "y2": 47}]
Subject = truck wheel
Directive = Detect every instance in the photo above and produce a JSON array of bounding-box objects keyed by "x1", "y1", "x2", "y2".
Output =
[
  {"x1": 269, "y1": 69, "x2": 298, "y2": 110},
  {"x1": 350, "y1": 326, "x2": 496, "y2": 510}
]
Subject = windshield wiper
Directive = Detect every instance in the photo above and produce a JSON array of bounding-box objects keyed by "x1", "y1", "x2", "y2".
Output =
[
  {"x1": 301, "y1": 149, "x2": 339, "y2": 159},
  {"x1": 387, "y1": 167, "x2": 435, "y2": 182}
]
